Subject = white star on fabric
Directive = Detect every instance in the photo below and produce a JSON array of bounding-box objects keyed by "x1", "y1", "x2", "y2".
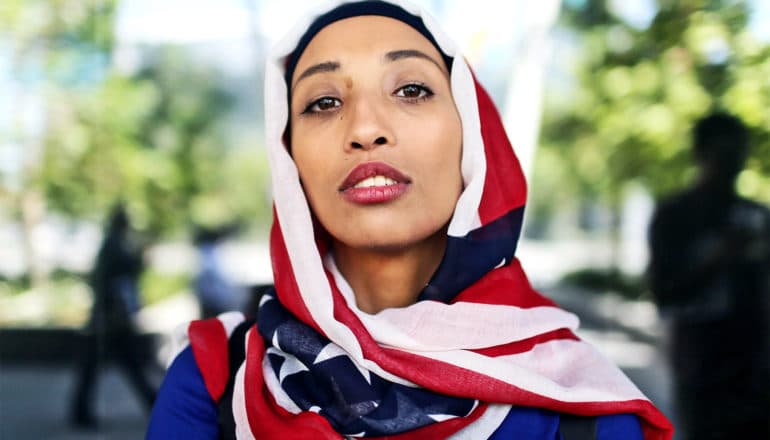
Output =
[
  {"x1": 278, "y1": 353, "x2": 310, "y2": 383},
  {"x1": 259, "y1": 293, "x2": 274, "y2": 307},
  {"x1": 272, "y1": 331, "x2": 281, "y2": 351},
  {"x1": 265, "y1": 347, "x2": 285, "y2": 360},
  {"x1": 313, "y1": 343, "x2": 347, "y2": 364},
  {"x1": 428, "y1": 413, "x2": 458, "y2": 422},
  {"x1": 346, "y1": 432, "x2": 366, "y2": 438},
  {"x1": 313, "y1": 343, "x2": 372, "y2": 384}
]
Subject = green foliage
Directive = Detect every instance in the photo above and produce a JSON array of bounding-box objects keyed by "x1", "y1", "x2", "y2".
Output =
[
  {"x1": 139, "y1": 268, "x2": 190, "y2": 306},
  {"x1": 4, "y1": 3, "x2": 272, "y2": 238},
  {"x1": 0, "y1": 0, "x2": 117, "y2": 47},
  {"x1": 535, "y1": 0, "x2": 770, "y2": 224},
  {"x1": 560, "y1": 268, "x2": 648, "y2": 300},
  {"x1": 0, "y1": 273, "x2": 31, "y2": 295},
  {"x1": 0, "y1": 275, "x2": 92, "y2": 326},
  {"x1": 37, "y1": 48, "x2": 273, "y2": 236}
]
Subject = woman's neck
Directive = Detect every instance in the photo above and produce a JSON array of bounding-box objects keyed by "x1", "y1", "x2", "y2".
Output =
[{"x1": 333, "y1": 230, "x2": 447, "y2": 314}]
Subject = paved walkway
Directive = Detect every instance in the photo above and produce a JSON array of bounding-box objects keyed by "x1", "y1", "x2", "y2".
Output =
[{"x1": 1, "y1": 362, "x2": 153, "y2": 440}]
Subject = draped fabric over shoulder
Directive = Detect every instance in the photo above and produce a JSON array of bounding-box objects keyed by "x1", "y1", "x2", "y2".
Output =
[{"x1": 192, "y1": 1, "x2": 674, "y2": 439}]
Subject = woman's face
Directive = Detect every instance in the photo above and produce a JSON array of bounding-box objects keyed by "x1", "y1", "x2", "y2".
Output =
[{"x1": 290, "y1": 15, "x2": 462, "y2": 252}]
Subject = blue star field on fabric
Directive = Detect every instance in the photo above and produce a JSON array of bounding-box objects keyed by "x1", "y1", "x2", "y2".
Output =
[
  {"x1": 421, "y1": 206, "x2": 525, "y2": 302},
  {"x1": 257, "y1": 292, "x2": 478, "y2": 437}
]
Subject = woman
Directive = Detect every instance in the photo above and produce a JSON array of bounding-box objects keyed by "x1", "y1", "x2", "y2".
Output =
[{"x1": 147, "y1": 1, "x2": 673, "y2": 439}]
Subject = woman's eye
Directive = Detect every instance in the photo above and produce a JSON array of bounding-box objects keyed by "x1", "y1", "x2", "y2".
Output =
[
  {"x1": 304, "y1": 97, "x2": 341, "y2": 114},
  {"x1": 395, "y1": 83, "x2": 433, "y2": 100}
]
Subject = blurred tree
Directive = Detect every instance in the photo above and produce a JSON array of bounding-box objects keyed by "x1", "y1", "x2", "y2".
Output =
[
  {"x1": 130, "y1": 47, "x2": 270, "y2": 235},
  {"x1": 2, "y1": 1, "x2": 272, "y2": 289},
  {"x1": 532, "y1": 0, "x2": 770, "y2": 257},
  {"x1": 38, "y1": 47, "x2": 269, "y2": 237},
  {"x1": 1, "y1": 0, "x2": 119, "y2": 287}
]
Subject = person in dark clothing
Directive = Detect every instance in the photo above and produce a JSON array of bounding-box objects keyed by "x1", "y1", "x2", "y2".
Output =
[
  {"x1": 192, "y1": 225, "x2": 243, "y2": 319},
  {"x1": 71, "y1": 204, "x2": 156, "y2": 427},
  {"x1": 648, "y1": 113, "x2": 770, "y2": 440}
]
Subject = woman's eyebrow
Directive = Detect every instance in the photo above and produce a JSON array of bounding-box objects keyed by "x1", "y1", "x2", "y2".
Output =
[
  {"x1": 292, "y1": 60, "x2": 340, "y2": 89},
  {"x1": 385, "y1": 49, "x2": 445, "y2": 74}
]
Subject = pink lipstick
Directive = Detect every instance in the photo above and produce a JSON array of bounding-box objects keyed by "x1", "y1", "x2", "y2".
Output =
[{"x1": 339, "y1": 161, "x2": 411, "y2": 204}]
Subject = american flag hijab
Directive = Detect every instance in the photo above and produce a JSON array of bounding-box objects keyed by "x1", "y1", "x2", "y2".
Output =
[{"x1": 190, "y1": 1, "x2": 673, "y2": 438}]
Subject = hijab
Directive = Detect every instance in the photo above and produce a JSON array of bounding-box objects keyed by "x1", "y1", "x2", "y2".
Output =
[{"x1": 192, "y1": 1, "x2": 673, "y2": 438}]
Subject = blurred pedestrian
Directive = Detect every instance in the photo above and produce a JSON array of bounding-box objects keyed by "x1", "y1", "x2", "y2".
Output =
[
  {"x1": 648, "y1": 112, "x2": 770, "y2": 439},
  {"x1": 192, "y1": 225, "x2": 243, "y2": 318},
  {"x1": 70, "y1": 203, "x2": 156, "y2": 427}
]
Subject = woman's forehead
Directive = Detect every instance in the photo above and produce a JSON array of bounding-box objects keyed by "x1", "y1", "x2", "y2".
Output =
[{"x1": 291, "y1": 15, "x2": 442, "y2": 82}]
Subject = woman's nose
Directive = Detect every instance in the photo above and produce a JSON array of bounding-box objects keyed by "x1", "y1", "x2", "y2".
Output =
[
  {"x1": 351, "y1": 136, "x2": 388, "y2": 149},
  {"x1": 346, "y1": 99, "x2": 394, "y2": 151}
]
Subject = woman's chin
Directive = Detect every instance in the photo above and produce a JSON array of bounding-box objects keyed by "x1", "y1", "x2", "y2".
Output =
[{"x1": 330, "y1": 224, "x2": 448, "y2": 256}]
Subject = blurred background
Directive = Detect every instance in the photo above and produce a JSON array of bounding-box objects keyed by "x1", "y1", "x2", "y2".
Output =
[{"x1": 1, "y1": 0, "x2": 768, "y2": 438}]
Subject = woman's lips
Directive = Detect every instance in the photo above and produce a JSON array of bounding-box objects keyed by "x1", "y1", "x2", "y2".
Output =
[{"x1": 339, "y1": 161, "x2": 411, "y2": 204}]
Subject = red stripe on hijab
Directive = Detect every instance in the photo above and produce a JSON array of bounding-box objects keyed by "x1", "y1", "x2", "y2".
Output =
[
  {"x1": 269, "y1": 213, "x2": 326, "y2": 336},
  {"x1": 188, "y1": 319, "x2": 230, "y2": 402},
  {"x1": 472, "y1": 75, "x2": 528, "y2": 225}
]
